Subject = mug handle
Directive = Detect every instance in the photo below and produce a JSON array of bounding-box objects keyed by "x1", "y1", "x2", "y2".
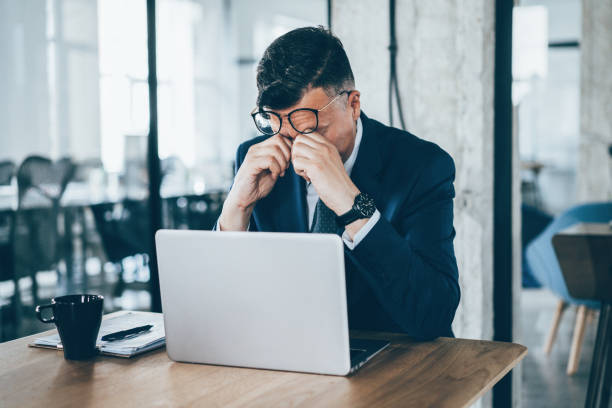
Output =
[{"x1": 35, "y1": 304, "x2": 55, "y2": 323}]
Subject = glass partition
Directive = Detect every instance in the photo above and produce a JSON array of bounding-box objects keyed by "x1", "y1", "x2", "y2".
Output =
[
  {"x1": 0, "y1": 0, "x2": 152, "y2": 341},
  {"x1": 0, "y1": 0, "x2": 328, "y2": 343},
  {"x1": 155, "y1": 0, "x2": 327, "y2": 231}
]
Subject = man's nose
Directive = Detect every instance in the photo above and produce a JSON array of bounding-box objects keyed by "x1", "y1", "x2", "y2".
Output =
[{"x1": 279, "y1": 120, "x2": 299, "y2": 140}]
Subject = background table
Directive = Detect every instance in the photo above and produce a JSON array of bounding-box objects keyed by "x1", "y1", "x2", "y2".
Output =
[{"x1": 0, "y1": 312, "x2": 527, "y2": 408}]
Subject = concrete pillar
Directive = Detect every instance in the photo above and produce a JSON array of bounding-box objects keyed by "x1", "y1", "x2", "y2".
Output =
[{"x1": 578, "y1": 0, "x2": 612, "y2": 202}]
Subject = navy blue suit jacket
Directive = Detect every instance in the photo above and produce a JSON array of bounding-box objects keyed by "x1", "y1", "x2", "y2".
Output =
[{"x1": 232, "y1": 112, "x2": 460, "y2": 340}]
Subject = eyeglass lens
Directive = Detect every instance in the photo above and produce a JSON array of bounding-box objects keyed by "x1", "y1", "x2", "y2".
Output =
[{"x1": 253, "y1": 109, "x2": 318, "y2": 135}]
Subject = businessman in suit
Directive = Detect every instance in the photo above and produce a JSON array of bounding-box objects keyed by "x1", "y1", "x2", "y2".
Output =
[{"x1": 217, "y1": 26, "x2": 460, "y2": 340}]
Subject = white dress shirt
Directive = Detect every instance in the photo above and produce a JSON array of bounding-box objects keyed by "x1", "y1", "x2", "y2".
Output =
[{"x1": 306, "y1": 117, "x2": 380, "y2": 249}]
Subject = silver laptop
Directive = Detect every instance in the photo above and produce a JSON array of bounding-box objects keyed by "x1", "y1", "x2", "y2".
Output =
[{"x1": 155, "y1": 229, "x2": 389, "y2": 376}]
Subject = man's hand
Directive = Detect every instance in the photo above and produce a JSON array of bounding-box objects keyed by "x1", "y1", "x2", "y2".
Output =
[
  {"x1": 219, "y1": 134, "x2": 292, "y2": 231},
  {"x1": 291, "y1": 132, "x2": 360, "y2": 216}
]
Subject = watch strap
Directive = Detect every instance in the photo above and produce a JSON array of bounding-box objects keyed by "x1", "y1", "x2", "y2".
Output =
[{"x1": 336, "y1": 193, "x2": 375, "y2": 226}]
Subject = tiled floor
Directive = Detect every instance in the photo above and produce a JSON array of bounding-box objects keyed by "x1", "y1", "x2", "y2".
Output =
[{"x1": 521, "y1": 288, "x2": 599, "y2": 407}]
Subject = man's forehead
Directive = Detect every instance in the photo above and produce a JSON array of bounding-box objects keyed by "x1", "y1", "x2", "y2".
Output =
[{"x1": 265, "y1": 87, "x2": 330, "y2": 114}]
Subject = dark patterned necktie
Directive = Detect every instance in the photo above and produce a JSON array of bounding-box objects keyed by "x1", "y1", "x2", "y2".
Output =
[{"x1": 310, "y1": 199, "x2": 339, "y2": 234}]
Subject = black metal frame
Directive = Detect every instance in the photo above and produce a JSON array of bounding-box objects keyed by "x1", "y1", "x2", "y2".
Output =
[
  {"x1": 493, "y1": 0, "x2": 514, "y2": 407},
  {"x1": 251, "y1": 109, "x2": 319, "y2": 136},
  {"x1": 388, "y1": 0, "x2": 407, "y2": 130},
  {"x1": 549, "y1": 40, "x2": 580, "y2": 48},
  {"x1": 146, "y1": 0, "x2": 162, "y2": 313},
  {"x1": 586, "y1": 302, "x2": 612, "y2": 407}
]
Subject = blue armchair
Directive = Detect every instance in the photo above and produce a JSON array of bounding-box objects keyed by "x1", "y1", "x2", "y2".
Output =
[{"x1": 525, "y1": 202, "x2": 612, "y2": 374}]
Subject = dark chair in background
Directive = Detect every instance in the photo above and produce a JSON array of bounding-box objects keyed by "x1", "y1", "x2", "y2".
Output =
[
  {"x1": 521, "y1": 161, "x2": 545, "y2": 210},
  {"x1": 71, "y1": 158, "x2": 106, "y2": 286},
  {"x1": 159, "y1": 156, "x2": 227, "y2": 230},
  {"x1": 525, "y1": 202, "x2": 612, "y2": 375},
  {"x1": 91, "y1": 199, "x2": 151, "y2": 296},
  {"x1": 0, "y1": 160, "x2": 16, "y2": 340},
  {"x1": 161, "y1": 156, "x2": 188, "y2": 182},
  {"x1": 0, "y1": 161, "x2": 15, "y2": 186},
  {"x1": 13, "y1": 156, "x2": 75, "y2": 304},
  {"x1": 521, "y1": 204, "x2": 553, "y2": 288},
  {"x1": 163, "y1": 192, "x2": 226, "y2": 231},
  {"x1": 16, "y1": 156, "x2": 74, "y2": 204},
  {"x1": 72, "y1": 158, "x2": 104, "y2": 183},
  {"x1": 0, "y1": 206, "x2": 17, "y2": 341}
]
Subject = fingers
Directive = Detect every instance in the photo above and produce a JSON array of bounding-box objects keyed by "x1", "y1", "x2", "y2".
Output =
[
  {"x1": 293, "y1": 133, "x2": 336, "y2": 160},
  {"x1": 292, "y1": 133, "x2": 338, "y2": 167},
  {"x1": 294, "y1": 133, "x2": 326, "y2": 150},
  {"x1": 299, "y1": 132, "x2": 329, "y2": 146},
  {"x1": 252, "y1": 154, "x2": 283, "y2": 178},
  {"x1": 291, "y1": 139, "x2": 318, "y2": 161},
  {"x1": 271, "y1": 134, "x2": 292, "y2": 164},
  {"x1": 252, "y1": 142, "x2": 290, "y2": 177},
  {"x1": 262, "y1": 145, "x2": 289, "y2": 172},
  {"x1": 292, "y1": 156, "x2": 312, "y2": 183}
]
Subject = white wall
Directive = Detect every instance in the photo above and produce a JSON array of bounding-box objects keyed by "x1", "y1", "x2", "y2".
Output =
[
  {"x1": 0, "y1": 0, "x2": 51, "y2": 162},
  {"x1": 0, "y1": 0, "x2": 101, "y2": 165},
  {"x1": 578, "y1": 0, "x2": 612, "y2": 202}
]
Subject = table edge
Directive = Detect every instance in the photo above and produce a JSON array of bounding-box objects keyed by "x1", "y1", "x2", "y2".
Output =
[{"x1": 461, "y1": 345, "x2": 528, "y2": 408}]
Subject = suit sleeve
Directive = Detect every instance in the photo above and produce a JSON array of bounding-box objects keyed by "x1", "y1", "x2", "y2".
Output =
[
  {"x1": 214, "y1": 141, "x2": 259, "y2": 231},
  {"x1": 348, "y1": 149, "x2": 460, "y2": 340}
]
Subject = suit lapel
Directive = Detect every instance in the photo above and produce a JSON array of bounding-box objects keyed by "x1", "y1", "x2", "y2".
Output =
[
  {"x1": 349, "y1": 112, "x2": 384, "y2": 204},
  {"x1": 341, "y1": 112, "x2": 385, "y2": 299}
]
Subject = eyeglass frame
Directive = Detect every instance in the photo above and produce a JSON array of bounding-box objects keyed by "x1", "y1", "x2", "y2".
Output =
[{"x1": 250, "y1": 89, "x2": 354, "y2": 136}]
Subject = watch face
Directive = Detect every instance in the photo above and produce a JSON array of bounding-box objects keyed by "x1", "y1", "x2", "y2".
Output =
[{"x1": 355, "y1": 193, "x2": 376, "y2": 217}]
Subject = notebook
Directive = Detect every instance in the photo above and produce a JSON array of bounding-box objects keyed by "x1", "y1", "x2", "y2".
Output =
[{"x1": 29, "y1": 311, "x2": 165, "y2": 358}]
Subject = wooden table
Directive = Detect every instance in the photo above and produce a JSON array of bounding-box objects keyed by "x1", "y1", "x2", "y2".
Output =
[
  {"x1": 553, "y1": 222, "x2": 612, "y2": 408},
  {"x1": 0, "y1": 312, "x2": 526, "y2": 408}
]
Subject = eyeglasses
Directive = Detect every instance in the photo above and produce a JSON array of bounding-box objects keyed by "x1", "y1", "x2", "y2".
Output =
[{"x1": 250, "y1": 90, "x2": 353, "y2": 136}]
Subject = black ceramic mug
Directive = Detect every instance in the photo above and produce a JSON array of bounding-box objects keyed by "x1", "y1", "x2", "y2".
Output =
[{"x1": 35, "y1": 294, "x2": 104, "y2": 360}]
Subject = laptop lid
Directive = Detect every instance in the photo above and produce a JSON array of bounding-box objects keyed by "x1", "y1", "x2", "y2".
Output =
[{"x1": 155, "y1": 230, "x2": 352, "y2": 376}]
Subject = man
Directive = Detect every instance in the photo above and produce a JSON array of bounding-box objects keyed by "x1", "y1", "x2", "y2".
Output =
[{"x1": 217, "y1": 26, "x2": 459, "y2": 340}]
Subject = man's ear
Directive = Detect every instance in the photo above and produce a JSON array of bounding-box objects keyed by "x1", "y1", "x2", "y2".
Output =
[{"x1": 349, "y1": 90, "x2": 361, "y2": 121}]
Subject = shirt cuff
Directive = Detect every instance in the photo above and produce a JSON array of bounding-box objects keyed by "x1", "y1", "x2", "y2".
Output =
[
  {"x1": 214, "y1": 220, "x2": 250, "y2": 231},
  {"x1": 342, "y1": 209, "x2": 381, "y2": 250}
]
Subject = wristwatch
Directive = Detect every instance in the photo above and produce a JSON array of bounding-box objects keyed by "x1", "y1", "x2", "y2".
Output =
[{"x1": 336, "y1": 193, "x2": 376, "y2": 226}]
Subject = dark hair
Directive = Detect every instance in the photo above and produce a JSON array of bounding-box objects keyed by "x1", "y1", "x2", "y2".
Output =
[{"x1": 256, "y1": 26, "x2": 355, "y2": 110}]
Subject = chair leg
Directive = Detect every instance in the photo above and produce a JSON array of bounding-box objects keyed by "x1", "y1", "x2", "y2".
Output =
[
  {"x1": 585, "y1": 308, "x2": 597, "y2": 326},
  {"x1": 568, "y1": 305, "x2": 588, "y2": 375},
  {"x1": 30, "y1": 270, "x2": 39, "y2": 306},
  {"x1": 113, "y1": 262, "x2": 125, "y2": 297},
  {"x1": 544, "y1": 299, "x2": 568, "y2": 355},
  {"x1": 12, "y1": 278, "x2": 23, "y2": 338}
]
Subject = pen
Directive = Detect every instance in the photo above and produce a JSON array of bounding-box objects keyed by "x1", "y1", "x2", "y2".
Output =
[{"x1": 101, "y1": 324, "x2": 153, "y2": 342}]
